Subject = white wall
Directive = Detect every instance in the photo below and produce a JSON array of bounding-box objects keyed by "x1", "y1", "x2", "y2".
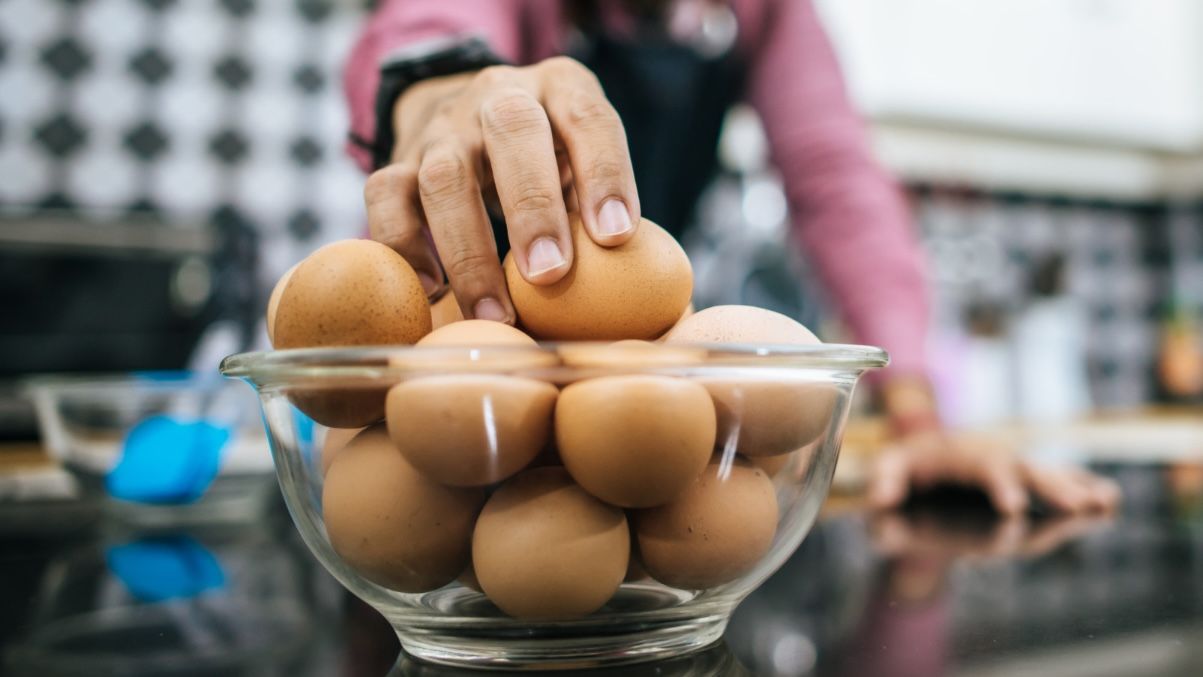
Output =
[{"x1": 816, "y1": 0, "x2": 1203, "y2": 152}]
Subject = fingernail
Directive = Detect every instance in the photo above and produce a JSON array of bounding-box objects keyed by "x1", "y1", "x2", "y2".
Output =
[
  {"x1": 417, "y1": 272, "x2": 441, "y2": 297},
  {"x1": 526, "y1": 237, "x2": 567, "y2": 277},
  {"x1": 473, "y1": 297, "x2": 508, "y2": 322},
  {"x1": 597, "y1": 198, "x2": 632, "y2": 237}
]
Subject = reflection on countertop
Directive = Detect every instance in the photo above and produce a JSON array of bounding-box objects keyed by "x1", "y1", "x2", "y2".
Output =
[{"x1": 3, "y1": 459, "x2": 1203, "y2": 675}]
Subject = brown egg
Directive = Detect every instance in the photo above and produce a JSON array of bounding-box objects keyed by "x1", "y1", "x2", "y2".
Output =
[
  {"x1": 323, "y1": 425, "x2": 485, "y2": 593},
  {"x1": 417, "y1": 319, "x2": 537, "y2": 348},
  {"x1": 655, "y1": 303, "x2": 696, "y2": 342},
  {"x1": 558, "y1": 340, "x2": 706, "y2": 369},
  {"x1": 749, "y1": 451, "x2": 791, "y2": 478},
  {"x1": 385, "y1": 375, "x2": 558, "y2": 487},
  {"x1": 662, "y1": 304, "x2": 819, "y2": 345},
  {"x1": 473, "y1": 467, "x2": 629, "y2": 619},
  {"x1": 430, "y1": 289, "x2": 464, "y2": 330},
  {"x1": 707, "y1": 378, "x2": 835, "y2": 457},
  {"x1": 391, "y1": 319, "x2": 551, "y2": 372},
  {"x1": 319, "y1": 426, "x2": 362, "y2": 476},
  {"x1": 285, "y1": 385, "x2": 389, "y2": 429},
  {"x1": 504, "y1": 216, "x2": 692, "y2": 340},
  {"x1": 556, "y1": 376, "x2": 716, "y2": 508},
  {"x1": 634, "y1": 457, "x2": 778, "y2": 590},
  {"x1": 265, "y1": 263, "x2": 298, "y2": 344},
  {"x1": 664, "y1": 305, "x2": 835, "y2": 457},
  {"x1": 273, "y1": 239, "x2": 431, "y2": 349}
]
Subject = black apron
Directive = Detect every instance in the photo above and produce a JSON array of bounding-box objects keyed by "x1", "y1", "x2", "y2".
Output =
[{"x1": 492, "y1": 4, "x2": 745, "y2": 251}]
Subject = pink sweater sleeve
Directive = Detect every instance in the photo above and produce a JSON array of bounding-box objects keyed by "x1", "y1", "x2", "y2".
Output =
[
  {"x1": 743, "y1": 0, "x2": 931, "y2": 377},
  {"x1": 342, "y1": 0, "x2": 562, "y2": 172}
]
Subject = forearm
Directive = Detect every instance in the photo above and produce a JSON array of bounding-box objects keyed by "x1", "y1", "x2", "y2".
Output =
[{"x1": 746, "y1": 0, "x2": 930, "y2": 383}]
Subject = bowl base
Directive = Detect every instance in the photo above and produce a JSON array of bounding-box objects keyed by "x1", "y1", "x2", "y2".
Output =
[{"x1": 396, "y1": 613, "x2": 728, "y2": 670}]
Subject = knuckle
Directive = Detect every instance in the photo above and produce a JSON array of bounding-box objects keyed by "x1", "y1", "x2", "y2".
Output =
[
  {"x1": 543, "y1": 56, "x2": 591, "y2": 80},
  {"x1": 364, "y1": 164, "x2": 413, "y2": 204},
  {"x1": 511, "y1": 185, "x2": 556, "y2": 214},
  {"x1": 567, "y1": 91, "x2": 619, "y2": 129},
  {"x1": 445, "y1": 250, "x2": 497, "y2": 281},
  {"x1": 377, "y1": 228, "x2": 421, "y2": 253},
  {"x1": 433, "y1": 99, "x2": 459, "y2": 119},
  {"x1": 473, "y1": 65, "x2": 517, "y2": 88},
  {"x1": 417, "y1": 149, "x2": 469, "y2": 200},
  {"x1": 584, "y1": 158, "x2": 624, "y2": 184},
  {"x1": 481, "y1": 91, "x2": 547, "y2": 135}
]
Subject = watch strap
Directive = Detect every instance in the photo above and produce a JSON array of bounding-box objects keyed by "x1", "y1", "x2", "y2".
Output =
[{"x1": 370, "y1": 35, "x2": 507, "y2": 169}]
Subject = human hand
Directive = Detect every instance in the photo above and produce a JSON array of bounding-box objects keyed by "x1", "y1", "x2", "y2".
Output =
[
  {"x1": 867, "y1": 430, "x2": 1122, "y2": 515},
  {"x1": 869, "y1": 505, "x2": 1112, "y2": 562},
  {"x1": 868, "y1": 507, "x2": 1111, "y2": 603},
  {"x1": 364, "y1": 57, "x2": 640, "y2": 323}
]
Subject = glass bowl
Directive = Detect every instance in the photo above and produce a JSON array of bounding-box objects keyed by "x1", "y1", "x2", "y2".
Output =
[
  {"x1": 25, "y1": 371, "x2": 276, "y2": 525},
  {"x1": 220, "y1": 342, "x2": 887, "y2": 669}
]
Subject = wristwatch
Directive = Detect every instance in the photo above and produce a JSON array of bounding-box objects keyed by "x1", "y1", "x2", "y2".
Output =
[{"x1": 365, "y1": 35, "x2": 507, "y2": 169}]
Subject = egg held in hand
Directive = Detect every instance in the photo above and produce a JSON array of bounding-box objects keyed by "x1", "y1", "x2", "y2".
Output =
[{"x1": 504, "y1": 215, "x2": 692, "y2": 341}]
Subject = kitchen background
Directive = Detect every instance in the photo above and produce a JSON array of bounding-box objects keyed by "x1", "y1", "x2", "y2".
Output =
[
  {"x1": 1, "y1": 0, "x2": 1201, "y2": 438},
  {"x1": 3, "y1": 3, "x2": 1203, "y2": 676}
]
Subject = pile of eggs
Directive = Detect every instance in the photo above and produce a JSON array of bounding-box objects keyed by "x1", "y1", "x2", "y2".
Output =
[{"x1": 267, "y1": 215, "x2": 833, "y2": 620}]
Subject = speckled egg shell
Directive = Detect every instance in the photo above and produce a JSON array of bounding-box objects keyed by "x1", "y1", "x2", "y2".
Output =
[
  {"x1": 556, "y1": 375, "x2": 716, "y2": 508},
  {"x1": 472, "y1": 467, "x2": 629, "y2": 619},
  {"x1": 504, "y1": 216, "x2": 692, "y2": 340},
  {"x1": 634, "y1": 457, "x2": 778, "y2": 590},
  {"x1": 386, "y1": 374, "x2": 558, "y2": 487},
  {"x1": 273, "y1": 239, "x2": 431, "y2": 349},
  {"x1": 266, "y1": 262, "x2": 298, "y2": 344},
  {"x1": 319, "y1": 426, "x2": 362, "y2": 476},
  {"x1": 665, "y1": 305, "x2": 835, "y2": 457},
  {"x1": 322, "y1": 425, "x2": 485, "y2": 593}
]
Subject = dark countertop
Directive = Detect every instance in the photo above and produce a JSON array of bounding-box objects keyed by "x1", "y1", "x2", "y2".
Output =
[{"x1": 2, "y1": 461, "x2": 1202, "y2": 676}]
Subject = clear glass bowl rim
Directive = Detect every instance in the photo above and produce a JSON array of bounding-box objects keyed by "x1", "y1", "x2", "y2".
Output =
[{"x1": 219, "y1": 342, "x2": 889, "y2": 383}]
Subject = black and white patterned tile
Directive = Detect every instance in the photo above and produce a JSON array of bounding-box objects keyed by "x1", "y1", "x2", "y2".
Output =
[{"x1": 0, "y1": 0, "x2": 370, "y2": 283}]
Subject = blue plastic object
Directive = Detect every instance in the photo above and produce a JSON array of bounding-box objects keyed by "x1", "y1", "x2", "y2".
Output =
[
  {"x1": 107, "y1": 536, "x2": 226, "y2": 602},
  {"x1": 106, "y1": 415, "x2": 231, "y2": 504}
]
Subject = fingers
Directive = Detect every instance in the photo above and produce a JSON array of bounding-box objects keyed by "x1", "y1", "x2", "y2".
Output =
[
  {"x1": 971, "y1": 456, "x2": 1029, "y2": 515},
  {"x1": 1020, "y1": 464, "x2": 1121, "y2": 514},
  {"x1": 416, "y1": 142, "x2": 514, "y2": 323},
  {"x1": 479, "y1": 89, "x2": 573, "y2": 284},
  {"x1": 364, "y1": 164, "x2": 443, "y2": 297},
  {"x1": 1079, "y1": 471, "x2": 1122, "y2": 512},
  {"x1": 1021, "y1": 513, "x2": 1109, "y2": 557},
  {"x1": 539, "y1": 57, "x2": 640, "y2": 246},
  {"x1": 1021, "y1": 464, "x2": 1096, "y2": 513},
  {"x1": 868, "y1": 447, "x2": 912, "y2": 510}
]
